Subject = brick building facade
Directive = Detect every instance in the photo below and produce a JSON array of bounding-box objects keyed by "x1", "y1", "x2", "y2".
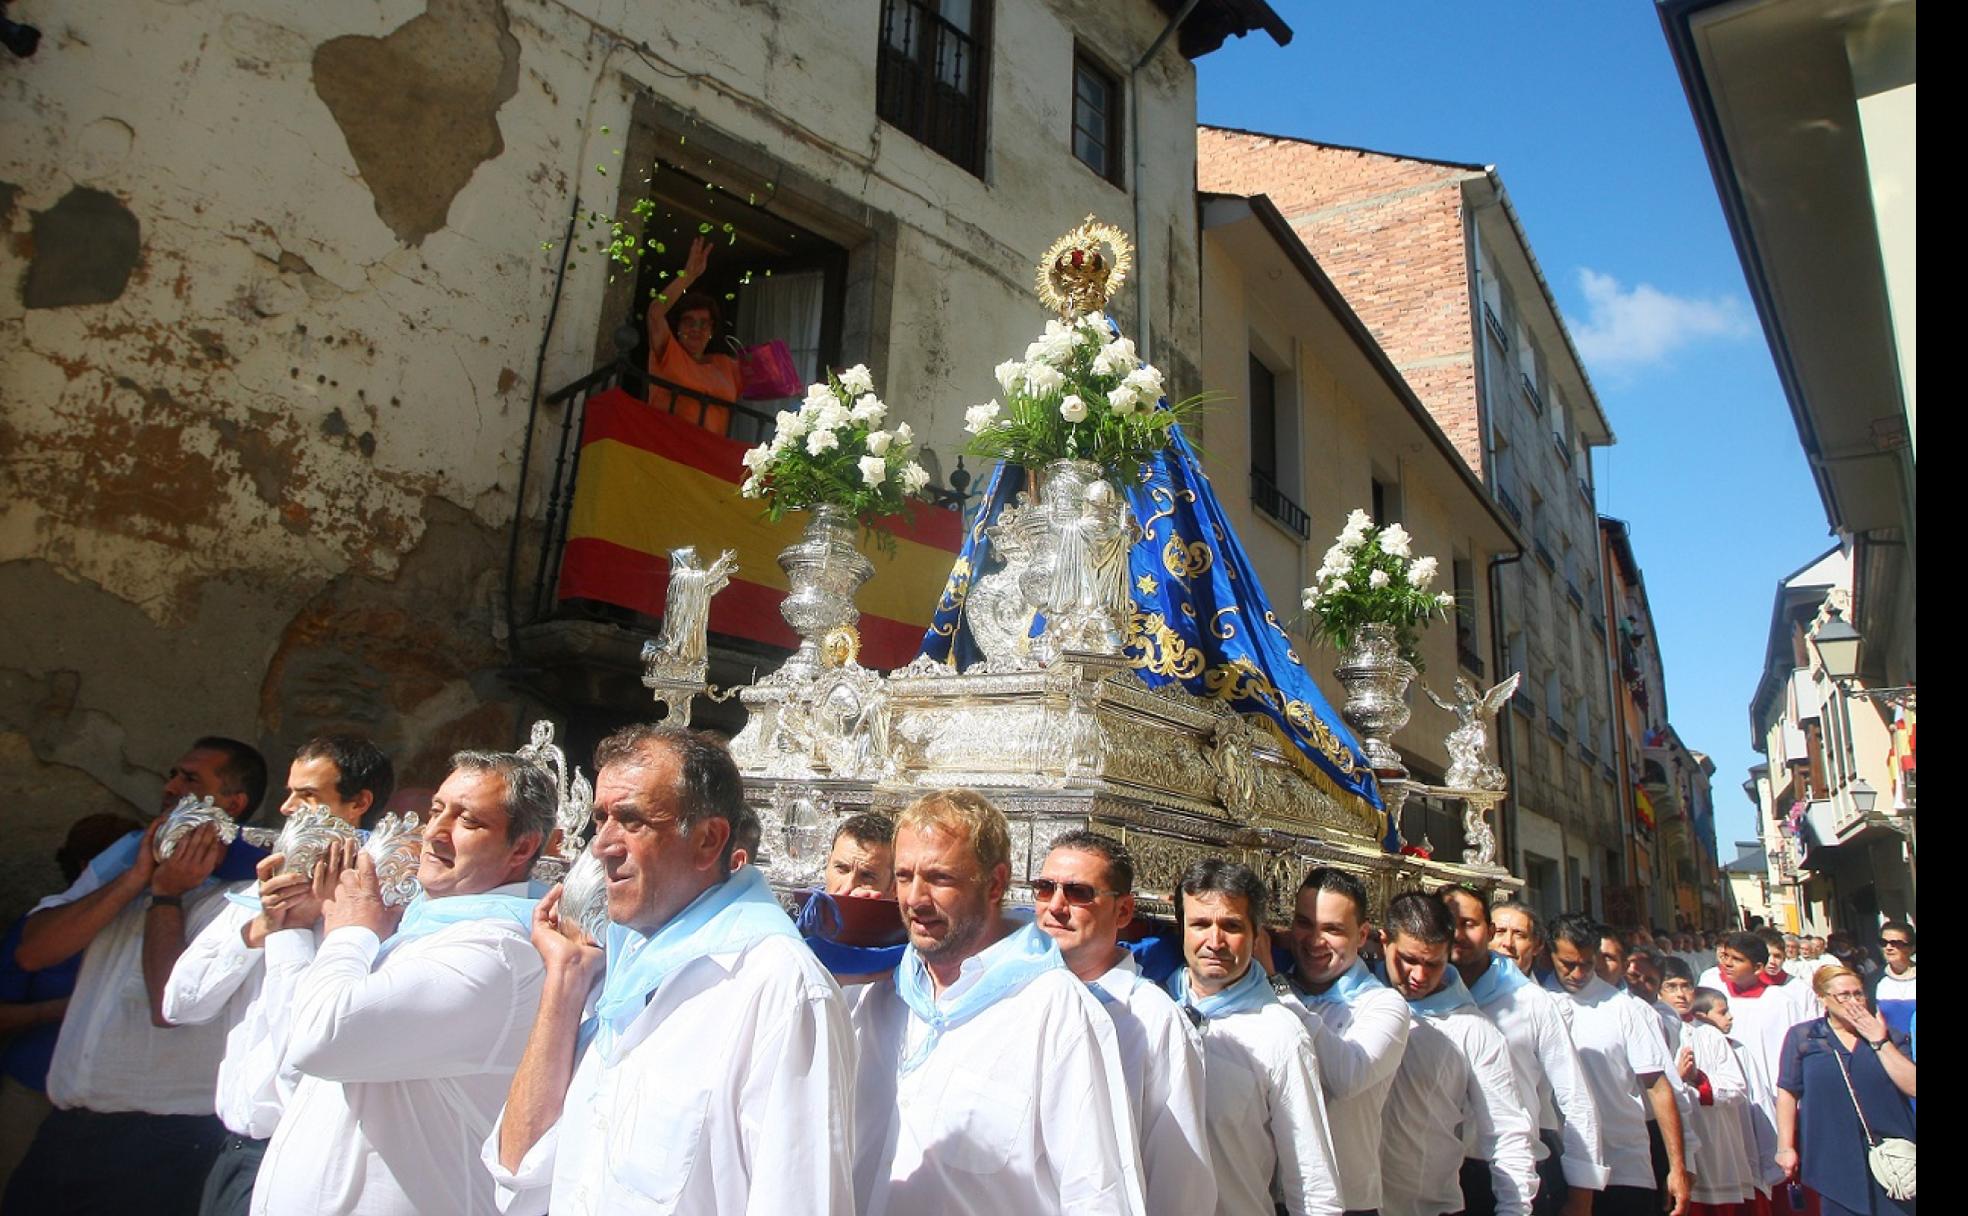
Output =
[{"x1": 1198, "y1": 127, "x2": 1627, "y2": 918}]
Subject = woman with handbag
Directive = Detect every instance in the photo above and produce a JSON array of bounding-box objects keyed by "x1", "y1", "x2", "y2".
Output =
[{"x1": 1776, "y1": 965, "x2": 1915, "y2": 1215}]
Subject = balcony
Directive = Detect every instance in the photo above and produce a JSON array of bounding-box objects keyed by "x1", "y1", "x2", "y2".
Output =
[
  {"x1": 1513, "y1": 694, "x2": 1537, "y2": 719},
  {"x1": 1484, "y1": 302, "x2": 1509, "y2": 350},
  {"x1": 1590, "y1": 613, "x2": 1607, "y2": 641},
  {"x1": 1565, "y1": 579, "x2": 1585, "y2": 610},
  {"x1": 1579, "y1": 742, "x2": 1598, "y2": 767},
  {"x1": 1552, "y1": 432, "x2": 1571, "y2": 466},
  {"x1": 1547, "y1": 714, "x2": 1569, "y2": 744},
  {"x1": 1533, "y1": 537, "x2": 1556, "y2": 571},
  {"x1": 1602, "y1": 762, "x2": 1618, "y2": 786},
  {"x1": 1250, "y1": 466, "x2": 1311, "y2": 539},
  {"x1": 1577, "y1": 474, "x2": 1593, "y2": 505},
  {"x1": 1457, "y1": 642, "x2": 1485, "y2": 677},
  {"x1": 1497, "y1": 485, "x2": 1523, "y2": 526},
  {"x1": 1520, "y1": 372, "x2": 1545, "y2": 415}
]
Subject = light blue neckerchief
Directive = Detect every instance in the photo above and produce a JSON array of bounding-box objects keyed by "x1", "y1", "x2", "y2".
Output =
[
  {"x1": 895, "y1": 922, "x2": 1064, "y2": 1074},
  {"x1": 1406, "y1": 967, "x2": 1476, "y2": 1019},
  {"x1": 594, "y1": 866, "x2": 797, "y2": 1063},
  {"x1": 1297, "y1": 956, "x2": 1384, "y2": 1006},
  {"x1": 1469, "y1": 951, "x2": 1532, "y2": 1006},
  {"x1": 1167, "y1": 959, "x2": 1276, "y2": 1022},
  {"x1": 223, "y1": 829, "x2": 372, "y2": 914},
  {"x1": 377, "y1": 886, "x2": 536, "y2": 959}
]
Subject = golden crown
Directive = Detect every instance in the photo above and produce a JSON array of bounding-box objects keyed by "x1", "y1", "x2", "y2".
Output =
[{"x1": 1036, "y1": 216, "x2": 1132, "y2": 319}]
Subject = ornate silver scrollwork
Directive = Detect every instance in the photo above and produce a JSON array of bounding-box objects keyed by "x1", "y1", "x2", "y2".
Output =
[
  {"x1": 558, "y1": 845, "x2": 609, "y2": 946},
  {"x1": 274, "y1": 804, "x2": 361, "y2": 876},
  {"x1": 154, "y1": 795, "x2": 238, "y2": 861},
  {"x1": 363, "y1": 811, "x2": 425, "y2": 907}
]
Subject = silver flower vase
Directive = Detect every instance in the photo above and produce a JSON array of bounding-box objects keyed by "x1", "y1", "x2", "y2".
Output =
[
  {"x1": 1335, "y1": 623, "x2": 1416, "y2": 779},
  {"x1": 778, "y1": 504, "x2": 875, "y2": 679},
  {"x1": 1024, "y1": 459, "x2": 1134, "y2": 664}
]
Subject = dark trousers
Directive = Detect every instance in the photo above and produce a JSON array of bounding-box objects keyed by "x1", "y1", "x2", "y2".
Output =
[
  {"x1": 1461, "y1": 1157, "x2": 1498, "y2": 1216},
  {"x1": 1, "y1": 1107, "x2": 226, "y2": 1216},
  {"x1": 1595, "y1": 1185, "x2": 1662, "y2": 1216},
  {"x1": 1532, "y1": 1128, "x2": 1572, "y2": 1216},
  {"x1": 198, "y1": 1132, "x2": 269, "y2": 1216}
]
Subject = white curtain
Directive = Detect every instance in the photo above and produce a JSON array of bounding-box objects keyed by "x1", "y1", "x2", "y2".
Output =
[{"x1": 736, "y1": 270, "x2": 825, "y2": 406}]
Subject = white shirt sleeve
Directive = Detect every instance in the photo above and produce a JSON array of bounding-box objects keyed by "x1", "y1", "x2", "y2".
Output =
[
  {"x1": 1466, "y1": 1022, "x2": 1540, "y2": 1216},
  {"x1": 1139, "y1": 1008, "x2": 1216, "y2": 1216},
  {"x1": 1270, "y1": 1024, "x2": 1344, "y2": 1216},
  {"x1": 482, "y1": 1104, "x2": 558, "y2": 1216},
  {"x1": 1532, "y1": 994, "x2": 1611, "y2": 1190},
  {"x1": 736, "y1": 981, "x2": 858, "y2": 1216},
  {"x1": 1284, "y1": 986, "x2": 1410, "y2": 1102},
  {"x1": 285, "y1": 925, "x2": 533, "y2": 1083},
  {"x1": 1622, "y1": 999, "x2": 1673, "y2": 1079},
  {"x1": 161, "y1": 899, "x2": 260, "y2": 1026},
  {"x1": 1037, "y1": 991, "x2": 1146, "y2": 1216},
  {"x1": 1691, "y1": 1026, "x2": 1746, "y2": 1106}
]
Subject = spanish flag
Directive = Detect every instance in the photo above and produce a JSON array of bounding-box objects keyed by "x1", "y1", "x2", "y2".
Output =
[
  {"x1": 1633, "y1": 783, "x2": 1657, "y2": 832},
  {"x1": 555, "y1": 388, "x2": 966, "y2": 669}
]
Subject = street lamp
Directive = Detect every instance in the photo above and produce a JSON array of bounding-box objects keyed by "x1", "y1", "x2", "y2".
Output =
[
  {"x1": 1808, "y1": 609, "x2": 1915, "y2": 710},
  {"x1": 1844, "y1": 777, "x2": 1877, "y2": 818}
]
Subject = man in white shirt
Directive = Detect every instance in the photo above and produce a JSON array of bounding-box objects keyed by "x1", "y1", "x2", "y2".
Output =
[
  {"x1": 1170, "y1": 859, "x2": 1341, "y2": 1216},
  {"x1": 1268, "y1": 866, "x2": 1408, "y2": 1215},
  {"x1": 1872, "y1": 920, "x2": 1915, "y2": 1041},
  {"x1": 1444, "y1": 892, "x2": 1607, "y2": 1216},
  {"x1": 251, "y1": 749, "x2": 553, "y2": 1216},
  {"x1": 1035, "y1": 831, "x2": 1213, "y2": 1216},
  {"x1": 1700, "y1": 932, "x2": 1810, "y2": 1099},
  {"x1": 4, "y1": 736, "x2": 270, "y2": 1216},
  {"x1": 488, "y1": 725, "x2": 857, "y2": 1214},
  {"x1": 164, "y1": 734, "x2": 394, "y2": 1216},
  {"x1": 850, "y1": 789, "x2": 1142, "y2": 1215},
  {"x1": 1545, "y1": 914, "x2": 1689, "y2": 1216},
  {"x1": 1377, "y1": 893, "x2": 1537, "y2": 1216},
  {"x1": 825, "y1": 813, "x2": 896, "y2": 897}
]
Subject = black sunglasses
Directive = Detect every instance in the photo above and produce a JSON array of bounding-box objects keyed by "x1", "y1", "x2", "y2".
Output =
[
  {"x1": 1880, "y1": 938, "x2": 1911, "y2": 949},
  {"x1": 1031, "y1": 878, "x2": 1118, "y2": 905}
]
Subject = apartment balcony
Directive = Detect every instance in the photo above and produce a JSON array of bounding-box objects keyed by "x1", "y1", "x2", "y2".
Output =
[
  {"x1": 1521, "y1": 372, "x2": 1545, "y2": 416},
  {"x1": 1497, "y1": 485, "x2": 1523, "y2": 526},
  {"x1": 1250, "y1": 466, "x2": 1311, "y2": 539}
]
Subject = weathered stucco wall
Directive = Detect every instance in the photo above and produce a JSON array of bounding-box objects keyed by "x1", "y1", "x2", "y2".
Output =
[{"x1": 0, "y1": 0, "x2": 1216, "y2": 915}]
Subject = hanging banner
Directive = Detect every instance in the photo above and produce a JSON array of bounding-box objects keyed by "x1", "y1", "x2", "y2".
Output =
[
  {"x1": 1633, "y1": 783, "x2": 1657, "y2": 832},
  {"x1": 556, "y1": 388, "x2": 966, "y2": 669}
]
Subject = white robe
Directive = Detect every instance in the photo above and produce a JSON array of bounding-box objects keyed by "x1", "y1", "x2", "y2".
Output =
[
  {"x1": 32, "y1": 866, "x2": 252, "y2": 1115},
  {"x1": 1381, "y1": 999, "x2": 1538, "y2": 1216},
  {"x1": 1676, "y1": 1019, "x2": 1753, "y2": 1205},
  {"x1": 161, "y1": 900, "x2": 314, "y2": 1138},
  {"x1": 1548, "y1": 976, "x2": 1675, "y2": 1190},
  {"x1": 1192, "y1": 991, "x2": 1343, "y2": 1216},
  {"x1": 1696, "y1": 972, "x2": 1812, "y2": 1102},
  {"x1": 850, "y1": 937, "x2": 1144, "y2": 1216},
  {"x1": 483, "y1": 934, "x2": 856, "y2": 1216},
  {"x1": 1730, "y1": 1030, "x2": 1786, "y2": 1192},
  {"x1": 1088, "y1": 956, "x2": 1215, "y2": 1216},
  {"x1": 1472, "y1": 976, "x2": 1610, "y2": 1190},
  {"x1": 1274, "y1": 971, "x2": 1409, "y2": 1211},
  {"x1": 252, "y1": 887, "x2": 545, "y2": 1216}
]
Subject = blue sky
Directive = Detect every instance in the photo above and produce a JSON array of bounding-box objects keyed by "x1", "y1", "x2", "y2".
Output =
[{"x1": 1195, "y1": 3, "x2": 1836, "y2": 849}]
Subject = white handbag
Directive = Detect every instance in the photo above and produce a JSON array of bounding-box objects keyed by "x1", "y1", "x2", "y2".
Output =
[{"x1": 1831, "y1": 1036, "x2": 1916, "y2": 1201}]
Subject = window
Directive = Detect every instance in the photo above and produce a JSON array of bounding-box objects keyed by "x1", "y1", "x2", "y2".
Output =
[
  {"x1": 1370, "y1": 474, "x2": 1400, "y2": 526},
  {"x1": 1249, "y1": 354, "x2": 1278, "y2": 485},
  {"x1": 1453, "y1": 556, "x2": 1481, "y2": 676},
  {"x1": 1071, "y1": 50, "x2": 1122, "y2": 185},
  {"x1": 878, "y1": 0, "x2": 991, "y2": 176}
]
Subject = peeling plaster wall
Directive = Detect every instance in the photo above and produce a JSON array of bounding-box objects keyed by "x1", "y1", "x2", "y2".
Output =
[{"x1": 0, "y1": 0, "x2": 1212, "y2": 910}]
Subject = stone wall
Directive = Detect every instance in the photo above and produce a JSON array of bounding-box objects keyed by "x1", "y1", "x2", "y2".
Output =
[{"x1": 0, "y1": 0, "x2": 1216, "y2": 918}]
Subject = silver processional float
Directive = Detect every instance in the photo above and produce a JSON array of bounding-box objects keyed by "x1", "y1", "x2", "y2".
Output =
[{"x1": 546, "y1": 216, "x2": 1529, "y2": 935}]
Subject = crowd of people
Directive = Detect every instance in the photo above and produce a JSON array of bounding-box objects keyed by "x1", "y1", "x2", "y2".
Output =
[{"x1": 0, "y1": 726, "x2": 1916, "y2": 1216}]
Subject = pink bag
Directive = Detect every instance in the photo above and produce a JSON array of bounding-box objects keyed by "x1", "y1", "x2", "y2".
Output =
[{"x1": 738, "y1": 339, "x2": 802, "y2": 400}]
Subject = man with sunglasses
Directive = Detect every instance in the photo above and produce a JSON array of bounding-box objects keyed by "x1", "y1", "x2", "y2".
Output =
[
  {"x1": 1871, "y1": 921, "x2": 1915, "y2": 1042},
  {"x1": 1035, "y1": 832, "x2": 1213, "y2": 1216}
]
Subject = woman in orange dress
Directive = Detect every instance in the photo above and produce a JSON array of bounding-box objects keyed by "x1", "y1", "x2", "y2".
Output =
[{"x1": 646, "y1": 235, "x2": 742, "y2": 436}]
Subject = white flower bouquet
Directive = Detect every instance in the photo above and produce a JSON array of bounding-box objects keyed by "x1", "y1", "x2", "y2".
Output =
[
  {"x1": 1300, "y1": 510, "x2": 1457, "y2": 666},
  {"x1": 961, "y1": 311, "x2": 1208, "y2": 480},
  {"x1": 739, "y1": 365, "x2": 931, "y2": 540}
]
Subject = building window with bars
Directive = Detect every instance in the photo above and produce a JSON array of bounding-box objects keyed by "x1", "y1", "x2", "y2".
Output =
[
  {"x1": 1071, "y1": 49, "x2": 1123, "y2": 185},
  {"x1": 878, "y1": 0, "x2": 991, "y2": 177}
]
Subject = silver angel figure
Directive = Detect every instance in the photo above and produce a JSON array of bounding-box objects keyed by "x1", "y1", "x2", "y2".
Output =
[
  {"x1": 644, "y1": 547, "x2": 739, "y2": 673},
  {"x1": 1424, "y1": 673, "x2": 1521, "y2": 792}
]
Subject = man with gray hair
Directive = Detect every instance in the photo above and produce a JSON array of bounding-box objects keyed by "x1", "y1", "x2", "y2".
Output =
[
  {"x1": 487, "y1": 725, "x2": 855, "y2": 1214},
  {"x1": 252, "y1": 749, "x2": 553, "y2": 1216}
]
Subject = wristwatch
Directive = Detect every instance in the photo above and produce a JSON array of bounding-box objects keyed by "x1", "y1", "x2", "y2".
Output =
[
  {"x1": 150, "y1": 893, "x2": 183, "y2": 909},
  {"x1": 1866, "y1": 1036, "x2": 1888, "y2": 1051}
]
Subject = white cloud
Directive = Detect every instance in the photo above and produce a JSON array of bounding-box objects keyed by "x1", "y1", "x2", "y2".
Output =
[{"x1": 1566, "y1": 268, "x2": 1751, "y2": 372}]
